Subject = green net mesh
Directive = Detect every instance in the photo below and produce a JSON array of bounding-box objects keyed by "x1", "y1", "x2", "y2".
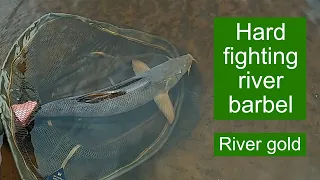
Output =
[{"x1": 0, "y1": 13, "x2": 201, "y2": 180}]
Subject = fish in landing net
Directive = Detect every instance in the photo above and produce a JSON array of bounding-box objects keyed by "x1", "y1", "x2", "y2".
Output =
[{"x1": 36, "y1": 54, "x2": 195, "y2": 118}]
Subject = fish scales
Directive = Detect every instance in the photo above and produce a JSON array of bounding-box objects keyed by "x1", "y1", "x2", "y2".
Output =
[{"x1": 36, "y1": 54, "x2": 194, "y2": 118}]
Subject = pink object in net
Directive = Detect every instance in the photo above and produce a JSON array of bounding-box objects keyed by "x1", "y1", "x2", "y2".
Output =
[{"x1": 11, "y1": 101, "x2": 38, "y2": 127}]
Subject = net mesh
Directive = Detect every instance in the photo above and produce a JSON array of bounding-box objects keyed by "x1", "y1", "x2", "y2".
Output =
[
  {"x1": 304, "y1": 0, "x2": 320, "y2": 25},
  {"x1": 0, "y1": 13, "x2": 201, "y2": 180}
]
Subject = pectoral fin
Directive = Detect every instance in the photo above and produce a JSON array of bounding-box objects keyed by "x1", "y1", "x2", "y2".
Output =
[
  {"x1": 132, "y1": 59, "x2": 176, "y2": 124},
  {"x1": 132, "y1": 59, "x2": 151, "y2": 74},
  {"x1": 154, "y1": 92, "x2": 175, "y2": 124}
]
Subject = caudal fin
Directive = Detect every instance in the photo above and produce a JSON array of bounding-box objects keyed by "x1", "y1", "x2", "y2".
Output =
[{"x1": 132, "y1": 59, "x2": 175, "y2": 123}]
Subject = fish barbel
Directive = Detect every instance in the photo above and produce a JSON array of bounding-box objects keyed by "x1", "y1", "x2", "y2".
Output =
[{"x1": 36, "y1": 54, "x2": 195, "y2": 118}]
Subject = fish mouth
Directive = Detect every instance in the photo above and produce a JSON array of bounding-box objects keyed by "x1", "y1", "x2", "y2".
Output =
[
  {"x1": 187, "y1": 56, "x2": 197, "y2": 76},
  {"x1": 170, "y1": 55, "x2": 196, "y2": 77}
]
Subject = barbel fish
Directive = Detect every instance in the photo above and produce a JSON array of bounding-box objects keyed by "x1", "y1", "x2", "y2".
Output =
[{"x1": 36, "y1": 54, "x2": 195, "y2": 118}]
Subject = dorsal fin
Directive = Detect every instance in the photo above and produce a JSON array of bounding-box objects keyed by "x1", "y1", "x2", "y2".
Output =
[
  {"x1": 104, "y1": 77, "x2": 144, "y2": 91},
  {"x1": 75, "y1": 91, "x2": 126, "y2": 103}
]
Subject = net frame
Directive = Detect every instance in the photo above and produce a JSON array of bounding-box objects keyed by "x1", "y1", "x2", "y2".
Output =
[{"x1": 0, "y1": 13, "x2": 184, "y2": 180}]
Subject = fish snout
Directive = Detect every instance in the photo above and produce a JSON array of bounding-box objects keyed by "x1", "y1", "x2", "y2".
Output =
[{"x1": 185, "y1": 55, "x2": 196, "y2": 76}]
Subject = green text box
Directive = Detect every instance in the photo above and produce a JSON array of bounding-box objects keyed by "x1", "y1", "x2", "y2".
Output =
[
  {"x1": 214, "y1": 132, "x2": 306, "y2": 156},
  {"x1": 213, "y1": 18, "x2": 306, "y2": 120}
]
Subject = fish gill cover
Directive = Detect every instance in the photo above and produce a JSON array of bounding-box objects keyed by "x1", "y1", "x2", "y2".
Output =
[{"x1": 0, "y1": 13, "x2": 201, "y2": 180}]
